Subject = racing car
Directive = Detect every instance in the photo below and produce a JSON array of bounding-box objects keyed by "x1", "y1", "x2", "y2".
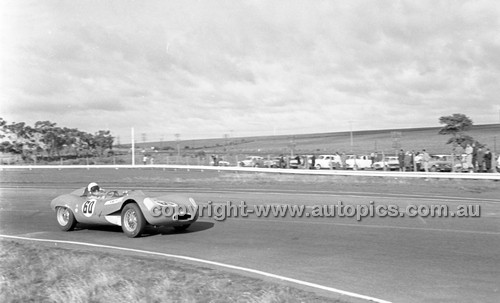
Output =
[{"x1": 50, "y1": 184, "x2": 199, "y2": 238}]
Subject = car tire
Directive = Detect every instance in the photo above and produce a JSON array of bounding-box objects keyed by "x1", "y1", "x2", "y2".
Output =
[
  {"x1": 56, "y1": 206, "x2": 77, "y2": 231},
  {"x1": 174, "y1": 224, "x2": 191, "y2": 231},
  {"x1": 121, "y1": 203, "x2": 147, "y2": 238},
  {"x1": 430, "y1": 166, "x2": 437, "y2": 172},
  {"x1": 315, "y1": 164, "x2": 321, "y2": 169}
]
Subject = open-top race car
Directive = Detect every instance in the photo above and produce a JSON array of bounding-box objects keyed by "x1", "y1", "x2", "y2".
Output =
[{"x1": 50, "y1": 183, "x2": 199, "y2": 237}]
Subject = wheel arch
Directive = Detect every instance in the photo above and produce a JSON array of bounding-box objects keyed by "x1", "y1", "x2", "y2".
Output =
[
  {"x1": 119, "y1": 198, "x2": 155, "y2": 225},
  {"x1": 120, "y1": 198, "x2": 138, "y2": 211}
]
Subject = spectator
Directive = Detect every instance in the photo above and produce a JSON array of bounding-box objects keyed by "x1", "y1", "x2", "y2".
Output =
[
  {"x1": 414, "y1": 152, "x2": 422, "y2": 171},
  {"x1": 340, "y1": 152, "x2": 346, "y2": 169},
  {"x1": 472, "y1": 142, "x2": 478, "y2": 172},
  {"x1": 465, "y1": 144, "x2": 473, "y2": 172},
  {"x1": 398, "y1": 149, "x2": 405, "y2": 171},
  {"x1": 370, "y1": 152, "x2": 376, "y2": 165},
  {"x1": 410, "y1": 150, "x2": 416, "y2": 171},
  {"x1": 404, "y1": 151, "x2": 412, "y2": 172},
  {"x1": 333, "y1": 153, "x2": 341, "y2": 169},
  {"x1": 310, "y1": 154, "x2": 316, "y2": 169},
  {"x1": 476, "y1": 147, "x2": 485, "y2": 172},
  {"x1": 422, "y1": 149, "x2": 431, "y2": 172},
  {"x1": 279, "y1": 155, "x2": 285, "y2": 168},
  {"x1": 142, "y1": 155, "x2": 148, "y2": 165},
  {"x1": 484, "y1": 148, "x2": 492, "y2": 172}
]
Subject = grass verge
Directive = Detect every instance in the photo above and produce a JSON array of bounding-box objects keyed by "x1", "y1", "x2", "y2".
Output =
[{"x1": 0, "y1": 240, "x2": 346, "y2": 303}]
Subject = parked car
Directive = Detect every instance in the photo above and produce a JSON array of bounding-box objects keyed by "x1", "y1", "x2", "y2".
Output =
[
  {"x1": 209, "y1": 159, "x2": 231, "y2": 166},
  {"x1": 372, "y1": 156, "x2": 400, "y2": 170},
  {"x1": 239, "y1": 156, "x2": 264, "y2": 167},
  {"x1": 345, "y1": 155, "x2": 372, "y2": 170},
  {"x1": 289, "y1": 157, "x2": 299, "y2": 169},
  {"x1": 277, "y1": 155, "x2": 313, "y2": 169},
  {"x1": 314, "y1": 155, "x2": 340, "y2": 169},
  {"x1": 425, "y1": 154, "x2": 460, "y2": 172},
  {"x1": 263, "y1": 157, "x2": 282, "y2": 168},
  {"x1": 290, "y1": 155, "x2": 311, "y2": 169}
]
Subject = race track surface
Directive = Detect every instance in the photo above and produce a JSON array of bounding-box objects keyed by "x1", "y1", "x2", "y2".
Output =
[{"x1": 1, "y1": 168, "x2": 499, "y2": 303}]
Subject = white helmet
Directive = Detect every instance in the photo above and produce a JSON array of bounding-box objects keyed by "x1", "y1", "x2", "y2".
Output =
[{"x1": 87, "y1": 182, "x2": 100, "y2": 193}]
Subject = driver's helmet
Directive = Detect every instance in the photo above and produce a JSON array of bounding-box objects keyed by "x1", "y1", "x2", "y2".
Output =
[{"x1": 87, "y1": 182, "x2": 100, "y2": 194}]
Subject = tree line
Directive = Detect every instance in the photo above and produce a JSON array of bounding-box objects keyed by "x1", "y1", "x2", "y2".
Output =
[
  {"x1": 0, "y1": 117, "x2": 114, "y2": 161},
  {"x1": 0, "y1": 113, "x2": 484, "y2": 163}
]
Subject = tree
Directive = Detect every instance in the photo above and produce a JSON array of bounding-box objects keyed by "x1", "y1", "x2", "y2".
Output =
[
  {"x1": 94, "y1": 130, "x2": 114, "y2": 156},
  {"x1": 0, "y1": 122, "x2": 35, "y2": 157},
  {"x1": 438, "y1": 113, "x2": 475, "y2": 150},
  {"x1": 1, "y1": 117, "x2": 118, "y2": 162},
  {"x1": 34, "y1": 121, "x2": 58, "y2": 156}
]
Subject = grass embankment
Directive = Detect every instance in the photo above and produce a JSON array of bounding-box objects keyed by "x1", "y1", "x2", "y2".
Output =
[{"x1": 0, "y1": 240, "x2": 343, "y2": 303}]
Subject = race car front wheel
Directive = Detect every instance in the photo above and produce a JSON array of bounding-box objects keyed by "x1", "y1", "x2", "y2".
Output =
[
  {"x1": 56, "y1": 206, "x2": 77, "y2": 231},
  {"x1": 121, "y1": 203, "x2": 146, "y2": 238}
]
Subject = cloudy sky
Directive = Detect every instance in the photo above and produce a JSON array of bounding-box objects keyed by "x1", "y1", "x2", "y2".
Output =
[{"x1": 1, "y1": 0, "x2": 499, "y2": 143}]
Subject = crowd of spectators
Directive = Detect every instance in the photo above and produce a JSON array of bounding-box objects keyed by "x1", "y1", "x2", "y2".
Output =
[{"x1": 218, "y1": 146, "x2": 499, "y2": 173}]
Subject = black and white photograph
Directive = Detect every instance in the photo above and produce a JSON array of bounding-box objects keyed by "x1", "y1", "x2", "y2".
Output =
[{"x1": 1, "y1": 1, "x2": 499, "y2": 302}]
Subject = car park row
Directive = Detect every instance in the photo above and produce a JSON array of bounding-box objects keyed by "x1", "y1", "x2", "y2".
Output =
[{"x1": 214, "y1": 153, "x2": 500, "y2": 173}]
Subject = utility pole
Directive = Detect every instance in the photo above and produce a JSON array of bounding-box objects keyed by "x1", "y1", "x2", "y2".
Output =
[
  {"x1": 131, "y1": 128, "x2": 135, "y2": 165},
  {"x1": 349, "y1": 121, "x2": 353, "y2": 152},
  {"x1": 175, "y1": 133, "x2": 180, "y2": 159},
  {"x1": 289, "y1": 136, "x2": 296, "y2": 157}
]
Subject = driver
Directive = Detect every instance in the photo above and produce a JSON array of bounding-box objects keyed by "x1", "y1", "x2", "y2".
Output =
[{"x1": 87, "y1": 182, "x2": 103, "y2": 196}]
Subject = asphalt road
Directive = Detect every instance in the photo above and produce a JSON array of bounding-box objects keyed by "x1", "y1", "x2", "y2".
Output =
[{"x1": 1, "y1": 168, "x2": 499, "y2": 303}]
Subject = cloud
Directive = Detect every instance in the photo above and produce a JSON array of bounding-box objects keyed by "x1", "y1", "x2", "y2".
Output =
[{"x1": 1, "y1": 0, "x2": 499, "y2": 143}]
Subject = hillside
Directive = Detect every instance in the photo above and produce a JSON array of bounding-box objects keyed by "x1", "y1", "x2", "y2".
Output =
[{"x1": 131, "y1": 123, "x2": 500, "y2": 157}]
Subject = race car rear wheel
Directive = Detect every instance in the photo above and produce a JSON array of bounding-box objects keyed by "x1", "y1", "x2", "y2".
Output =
[
  {"x1": 121, "y1": 203, "x2": 146, "y2": 238},
  {"x1": 56, "y1": 206, "x2": 77, "y2": 231}
]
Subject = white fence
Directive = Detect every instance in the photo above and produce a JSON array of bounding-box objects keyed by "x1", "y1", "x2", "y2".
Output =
[{"x1": 1, "y1": 164, "x2": 500, "y2": 180}]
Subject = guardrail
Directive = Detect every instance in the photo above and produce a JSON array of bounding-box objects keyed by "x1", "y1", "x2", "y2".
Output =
[{"x1": 1, "y1": 164, "x2": 500, "y2": 180}]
